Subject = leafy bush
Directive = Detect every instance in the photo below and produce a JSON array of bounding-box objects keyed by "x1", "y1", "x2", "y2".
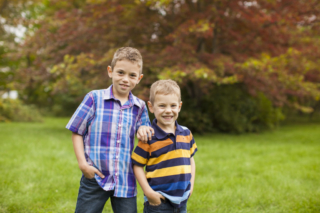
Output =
[
  {"x1": 178, "y1": 84, "x2": 284, "y2": 134},
  {"x1": 0, "y1": 98, "x2": 43, "y2": 122}
]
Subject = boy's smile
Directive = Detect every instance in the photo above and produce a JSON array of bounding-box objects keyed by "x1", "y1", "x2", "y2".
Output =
[
  {"x1": 108, "y1": 59, "x2": 143, "y2": 102},
  {"x1": 148, "y1": 94, "x2": 182, "y2": 133}
]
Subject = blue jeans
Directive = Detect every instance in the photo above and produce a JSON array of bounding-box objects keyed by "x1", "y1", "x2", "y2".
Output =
[
  {"x1": 143, "y1": 199, "x2": 187, "y2": 213},
  {"x1": 75, "y1": 176, "x2": 137, "y2": 213}
]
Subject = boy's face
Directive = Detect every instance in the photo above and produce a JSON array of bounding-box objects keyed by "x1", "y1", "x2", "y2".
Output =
[
  {"x1": 148, "y1": 93, "x2": 182, "y2": 131},
  {"x1": 107, "y1": 59, "x2": 143, "y2": 99}
]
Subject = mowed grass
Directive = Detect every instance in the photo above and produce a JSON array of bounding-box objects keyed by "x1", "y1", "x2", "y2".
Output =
[{"x1": 0, "y1": 118, "x2": 319, "y2": 213}]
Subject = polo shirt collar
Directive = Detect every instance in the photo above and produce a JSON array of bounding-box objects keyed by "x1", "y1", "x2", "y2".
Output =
[
  {"x1": 103, "y1": 85, "x2": 142, "y2": 108},
  {"x1": 152, "y1": 118, "x2": 184, "y2": 140}
]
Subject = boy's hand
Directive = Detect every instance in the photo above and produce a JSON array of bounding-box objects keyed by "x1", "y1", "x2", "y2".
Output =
[
  {"x1": 80, "y1": 164, "x2": 105, "y2": 179},
  {"x1": 137, "y1": 126, "x2": 154, "y2": 143},
  {"x1": 146, "y1": 191, "x2": 165, "y2": 206}
]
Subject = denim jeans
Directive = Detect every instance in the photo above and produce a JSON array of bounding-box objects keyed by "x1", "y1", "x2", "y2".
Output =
[
  {"x1": 143, "y1": 199, "x2": 187, "y2": 213},
  {"x1": 75, "y1": 176, "x2": 137, "y2": 213}
]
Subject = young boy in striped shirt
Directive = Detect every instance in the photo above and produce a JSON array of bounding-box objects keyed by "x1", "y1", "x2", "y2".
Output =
[{"x1": 132, "y1": 79, "x2": 197, "y2": 213}]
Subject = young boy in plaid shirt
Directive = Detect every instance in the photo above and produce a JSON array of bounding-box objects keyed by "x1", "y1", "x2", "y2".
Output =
[{"x1": 66, "y1": 47, "x2": 153, "y2": 213}]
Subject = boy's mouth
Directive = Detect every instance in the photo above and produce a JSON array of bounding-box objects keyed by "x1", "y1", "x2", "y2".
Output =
[
  {"x1": 162, "y1": 116, "x2": 174, "y2": 120},
  {"x1": 120, "y1": 84, "x2": 129, "y2": 88}
]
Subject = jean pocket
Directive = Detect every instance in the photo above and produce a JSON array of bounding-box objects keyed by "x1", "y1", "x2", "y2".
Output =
[
  {"x1": 146, "y1": 203, "x2": 163, "y2": 213},
  {"x1": 149, "y1": 202, "x2": 162, "y2": 207},
  {"x1": 82, "y1": 176, "x2": 96, "y2": 183},
  {"x1": 147, "y1": 200, "x2": 164, "y2": 212}
]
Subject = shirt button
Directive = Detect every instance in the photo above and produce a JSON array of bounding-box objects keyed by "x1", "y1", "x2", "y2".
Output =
[
  {"x1": 119, "y1": 124, "x2": 122, "y2": 127},
  {"x1": 117, "y1": 140, "x2": 120, "y2": 143},
  {"x1": 115, "y1": 173, "x2": 118, "y2": 176},
  {"x1": 116, "y1": 156, "x2": 119, "y2": 159}
]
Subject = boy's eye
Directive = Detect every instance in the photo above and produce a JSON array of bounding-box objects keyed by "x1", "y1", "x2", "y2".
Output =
[
  {"x1": 171, "y1": 105, "x2": 177, "y2": 107},
  {"x1": 130, "y1": 74, "x2": 137, "y2": 77},
  {"x1": 118, "y1": 71, "x2": 124, "y2": 75}
]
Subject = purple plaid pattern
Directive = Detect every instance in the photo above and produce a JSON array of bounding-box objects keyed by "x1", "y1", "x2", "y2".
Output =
[{"x1": 66, "y1": 85, "x2": 151, "y2": 197}]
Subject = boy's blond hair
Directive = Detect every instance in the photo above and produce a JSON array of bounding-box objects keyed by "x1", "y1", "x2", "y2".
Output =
[
  {"x1": 149, "y1": 79, "x2": 181, "y2": 104},
  {"x1": 111, "y1": 47, "x2": 143, "y2": 73}
]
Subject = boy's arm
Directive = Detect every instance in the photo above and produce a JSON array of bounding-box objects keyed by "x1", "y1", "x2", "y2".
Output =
[
  {"x1": 136, "y1": 102, "x2": 154, "y2": 143},
  {"x1": 133, "y1": 165, "x2": 165, "y2": 205},
  {"x1": 190, "y1": 157, "x2": 196, "y2": 197},
  {"x1": 72, "y1": 132, "x2": 104, "y2": 179}
]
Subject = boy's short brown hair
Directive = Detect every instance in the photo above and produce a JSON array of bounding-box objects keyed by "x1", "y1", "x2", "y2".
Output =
[
  {"x1": 149, "y1": 79, "x2": 181, "y2": 104},
  {"x1": 111, "y1": 47, "x2": 143, "y2": 74}
]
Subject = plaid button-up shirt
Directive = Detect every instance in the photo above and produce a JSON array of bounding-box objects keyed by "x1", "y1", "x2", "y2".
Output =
[{"x1": 66, "y1": 85, "x2": 151, "y2": 197}]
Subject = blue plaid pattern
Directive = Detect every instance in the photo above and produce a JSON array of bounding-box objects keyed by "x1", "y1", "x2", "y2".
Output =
[{"x1": 66, "y1": 85, "x2": 151, "y2": 197}]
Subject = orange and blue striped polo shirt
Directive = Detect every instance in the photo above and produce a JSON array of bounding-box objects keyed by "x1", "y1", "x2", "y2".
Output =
[{"x1": 132, "y1": 119, "x2": 197, "y2": 208}]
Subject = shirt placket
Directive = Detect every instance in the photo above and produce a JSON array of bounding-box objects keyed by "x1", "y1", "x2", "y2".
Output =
[{"x1": 114, "y1": 106, "x2": 124, "y2": 194}]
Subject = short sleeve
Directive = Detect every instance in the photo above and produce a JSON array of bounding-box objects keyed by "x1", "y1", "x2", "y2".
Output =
[
  {"x1": 135, "y1": 102, "x2": 151, "y2": 130},
  {"x1": 131, "y1": 141, "x2": 150, "y2": 167},
  {"x1": 190, "y1": 132, "x2": 197, "y2": 157},
  {"x1": 66, "y1": 92, "x2": 95, "y2": 135}
]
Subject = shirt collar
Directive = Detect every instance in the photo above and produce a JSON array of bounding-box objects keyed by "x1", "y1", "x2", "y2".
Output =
[
  {"x1": 103, "y1": 85, "x2": 142, "y2": 108},
  {"x1": 152, "y1": 118, "x2": 184, "y2": 140}
]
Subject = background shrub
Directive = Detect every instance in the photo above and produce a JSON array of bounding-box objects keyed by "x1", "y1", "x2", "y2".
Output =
[
  {"x1": 0, "y1": 99, "x2": 43, "y2": 122},
  {"x1": 178, "y1": 84, "x2": 284, "y2": 134}
]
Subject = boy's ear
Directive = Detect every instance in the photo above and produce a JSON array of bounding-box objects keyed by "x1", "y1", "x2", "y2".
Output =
[
  {"x1": 137, "y1": 74, "x2": 143, "y2": 84},
  {"x1": 147, "y1": 101, "x2": 154, "y2": 113},
  {"x1": 178, "y1": 101, "x2": 182, "y2": 111},
  {"x1": 107, "y1": 66, "x2": 113, "y2": 78}
]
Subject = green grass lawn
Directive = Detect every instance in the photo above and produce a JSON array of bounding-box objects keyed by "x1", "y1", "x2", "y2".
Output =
[{"x1": 0, "y1": 118, "x2": 319, "y2": 213}]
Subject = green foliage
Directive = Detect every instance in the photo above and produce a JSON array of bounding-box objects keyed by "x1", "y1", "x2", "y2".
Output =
[
  {"x1": 50, "y1": 93, "x2": 85, "y2": 117},
  {"x1": 0, "y1": 98, "x2": 43, "y2": 122},
  {"x1": 0, "y1": 0, "x2": 44, "y2": 92},
  {"x1": 1, "y1": 0, "x2": 319, "y2": 129},
  {"x1": 0, "y1": 34, "x2": 17, "y2": 92},
  {"x1": 179, "y1": 84, "x2": 284, "y2": 134}
]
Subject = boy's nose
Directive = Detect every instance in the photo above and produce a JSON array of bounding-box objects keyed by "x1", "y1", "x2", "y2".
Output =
[
  {"x1": 122, "y1": 75, "x2": 129, "y2": 82},
  {"x1": 164, "y1": 107, "x2": 171, "y2": 112}
]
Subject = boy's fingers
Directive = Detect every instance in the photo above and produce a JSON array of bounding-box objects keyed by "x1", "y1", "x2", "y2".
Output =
[
  {"x1": 139, "y1": 136, "x2": 147, "y2": 143},
  {"x1": 137, "y1": 128, "x2": 150, "y2": 142},
  {"x1": 148, "y1": 131, "x2": 152, "y2": 140},
  {"x1": 142, "y1": 133, "x2": 148, "y2": 143},
  {"x1": 137, "y1": 132, "x2": 142, "y2": 140},
  {"x1": 149, "y1": 127, "x2": 154, "y2": 135},
  {"x1": 142, "y1": 130, "x2": 148, "y2": 141},
  {"x1": 94, "y1": 169, "x2": 105, "y2": 179}
]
